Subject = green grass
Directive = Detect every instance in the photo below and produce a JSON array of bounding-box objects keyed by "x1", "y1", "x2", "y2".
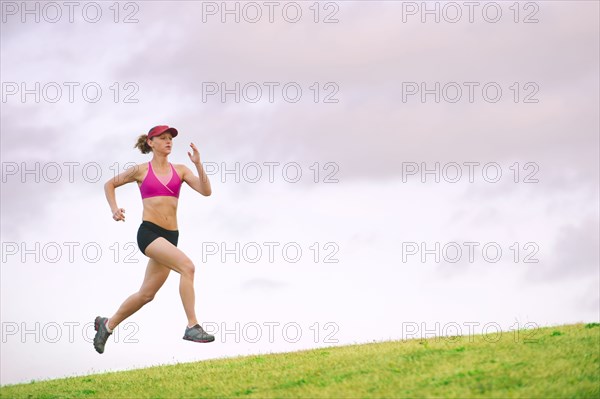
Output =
[{"x1": 1, "y1": 322, "x2": 598, "y2": 398}]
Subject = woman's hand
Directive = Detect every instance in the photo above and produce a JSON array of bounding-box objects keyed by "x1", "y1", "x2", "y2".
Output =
[
  {"x1": 187, "y1": 142, "x2": 201, "y2": 165},
  {"x1": 112, "y1": 208, "x2": 126, "y2": 222}
]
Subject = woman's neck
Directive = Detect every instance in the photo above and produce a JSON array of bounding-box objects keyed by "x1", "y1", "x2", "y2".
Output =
[{"x1": 151, "y1": 155, "x2": 169, "y2": 169}]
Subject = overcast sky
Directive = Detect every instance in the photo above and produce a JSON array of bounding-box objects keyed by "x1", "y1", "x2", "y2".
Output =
[{"x1": 1, "y1": 0, "x2": 598, "y2": 385}]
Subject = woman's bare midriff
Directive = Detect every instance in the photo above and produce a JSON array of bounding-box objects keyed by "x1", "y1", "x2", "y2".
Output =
[{"x1": 141, "y1": 196, "x2": 179, "y2": 230}]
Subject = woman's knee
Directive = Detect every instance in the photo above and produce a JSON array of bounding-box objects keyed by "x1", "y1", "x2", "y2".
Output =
[
  {"x1": 180, "y1": 259, "x2": 195, "y2": 278},
  {"x1": 138, "y1": 291, "x2": 156, "y2": 304}
]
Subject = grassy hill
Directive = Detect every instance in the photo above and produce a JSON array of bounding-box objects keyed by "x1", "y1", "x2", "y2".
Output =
[{"x1": 1, "y1": 322, "x2": 598, "y2": 398}]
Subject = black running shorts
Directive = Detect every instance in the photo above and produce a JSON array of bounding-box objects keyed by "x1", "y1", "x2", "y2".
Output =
[{"x1": 137, "y1": 220, "x2": 179, "y2": 256}]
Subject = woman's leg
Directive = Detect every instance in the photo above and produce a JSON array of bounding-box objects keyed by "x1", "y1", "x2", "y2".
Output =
[
  {"x1": 107, "y1": 257, "x2": 171, "y2": 330},
  {"x1": 143, "y1": 237, "x2": 198, "y2": 327}
]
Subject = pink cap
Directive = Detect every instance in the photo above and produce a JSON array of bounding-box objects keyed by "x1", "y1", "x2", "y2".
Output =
[{"x1": 147, "y1": 125, "x2": 178, "y2": 139}]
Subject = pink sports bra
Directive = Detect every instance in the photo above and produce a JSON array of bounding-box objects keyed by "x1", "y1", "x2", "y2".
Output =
[{"x1": 139, "y1": 162, "x2": 182, "y2": 199}]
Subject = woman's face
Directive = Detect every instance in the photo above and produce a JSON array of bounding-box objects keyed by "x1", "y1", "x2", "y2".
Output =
[{"x1": 148, "y1": 133, "x2": 173, "y2": 154}]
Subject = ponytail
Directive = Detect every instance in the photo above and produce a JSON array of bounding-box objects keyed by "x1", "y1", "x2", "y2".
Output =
[{"x1": 134, "y1": 134, "x2": 152, "y2": 154}]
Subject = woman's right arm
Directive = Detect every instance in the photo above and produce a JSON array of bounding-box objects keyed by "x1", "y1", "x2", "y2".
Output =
[{"x1": 104, "y1": 164, "x2": 140, "y2": 222}]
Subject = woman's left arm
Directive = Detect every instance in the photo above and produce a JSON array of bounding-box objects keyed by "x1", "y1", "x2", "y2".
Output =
[{"x1": 182, "y1": 142, "x2": 212, "y2": 196}]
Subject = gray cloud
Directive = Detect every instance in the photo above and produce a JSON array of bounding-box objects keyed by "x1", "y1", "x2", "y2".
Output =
[
  {"x1": 525, "y1": 214, "x2": 600, "y2": 282},
  {"x1": 107, "y1": 1, "x2": 599, "y2": 195},
  {"x1": 2, "y1": 1, "x2": 598, "y2": 238}
]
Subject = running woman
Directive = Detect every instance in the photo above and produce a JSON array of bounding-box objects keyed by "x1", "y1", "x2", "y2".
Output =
[{"x1": 93, "y1": 125, "x2": 214, "y2": 354}]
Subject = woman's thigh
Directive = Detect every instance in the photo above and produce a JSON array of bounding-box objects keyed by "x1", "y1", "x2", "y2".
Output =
[
  {"x1": 138, "y1": 257, "x2": 171, "y2": 296},
  {"x1": 144, "y1": 237, "x2": 194, "y2": 275}
]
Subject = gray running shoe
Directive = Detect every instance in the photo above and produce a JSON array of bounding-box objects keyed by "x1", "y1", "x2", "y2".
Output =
[
  {"x1": 183, "y1": 324, "x2": 215, "y2": 343},
  {"x1": 93, "y1": 316, "x2": 112, "y2": 354}
]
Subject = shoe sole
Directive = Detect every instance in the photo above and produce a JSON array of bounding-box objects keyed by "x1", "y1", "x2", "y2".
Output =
[
  {"x1": 183, "y1": 336, "x2": 215, "y2": 343},
  {"x1": 94, "y1": 316, "x2": 105, "y2": 354}
]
